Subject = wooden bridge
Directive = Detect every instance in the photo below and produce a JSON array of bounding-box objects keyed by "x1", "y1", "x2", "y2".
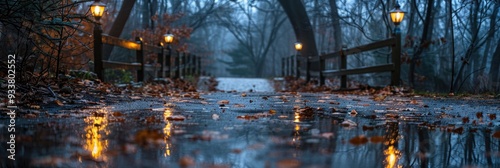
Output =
[
  {"x1": 94, "y1": 34, "x2": 203, "y2": 82},
  {"x1": 282, "y1": 34, "x2": 402, "y2": 88}
]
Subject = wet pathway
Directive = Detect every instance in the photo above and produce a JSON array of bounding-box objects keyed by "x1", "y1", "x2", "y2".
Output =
[
  {"x1": 215, "y1": 77, "x2": 275, "y2": 92},
  {"x1": 1, "y1": 80, "x2": 500, "y2": 167}
]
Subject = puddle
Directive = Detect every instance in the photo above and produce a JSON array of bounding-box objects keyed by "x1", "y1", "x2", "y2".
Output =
[{"x1": 1, "y1": 93, "x2": 500, "y2": 167}]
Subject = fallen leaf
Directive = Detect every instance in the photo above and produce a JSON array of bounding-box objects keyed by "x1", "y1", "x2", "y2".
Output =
[
  {"x1": 231, "y1": 149, "x2": 242, "y2": 154},
  {"x1": 54, "y1": 100, "x2": 64, "y2": 106},
  {"x1": 350, "y1": 109, "x2": 358, "y2": 115},
  {"x1": 218, "y1": 100, "x2": 230, "y2": 105},
  {"x1": 329, "y1": 101, "x2": 340, "y2": 105},
  {"x1": 277, "y1": 159, "x2": 301, "y2": 168},
  {"x1": 369, "y1": 136, "x2": 385, "y2": 143},
  {"x1": 410, "y1": 99, "x2": 418, "y2": 104},
  {"x1": 477, "y1": 112, "x2": 483, "y2": 119},
  {"x1": 179, "y1": 156, "x2": 195, "y2": 168},
  {"x1": 462, "y1": 117, "x2": 469, "y2": 123},
  {"x1": 489, "y1": 114, "x2": 496, "y2": 120},
  {"x1": 349, "y1": 135, "x2": 368, "y2": 145},
  {"x1": 492, "y1": 131, "x2": 500, "y2": 139},
  {"x1": 373, "y1": 95, "x2": 386, "y2": 101},
  {"x1": 167, "y1": 115, "x2": 186, "y2": 121},
  {"x1": 112, "y1": 112, "x2": 124, "y2": 117},
  {"x1": 24, "y1": 114, "x2": 37, "y2": 118},
  {"x1": 30, "y1": 105, "x2": 41, "y2": 109},
  {"x1": 362, "y1": 125, "x2": 375, "y2": 131},
  {"x1": 146, "y1": 116, "x2": 160, "y2": 123}
]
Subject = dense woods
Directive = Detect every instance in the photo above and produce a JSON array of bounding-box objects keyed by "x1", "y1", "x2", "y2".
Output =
[{"x1": 1, "y1": 0, "x2": 499, "y2": 93}]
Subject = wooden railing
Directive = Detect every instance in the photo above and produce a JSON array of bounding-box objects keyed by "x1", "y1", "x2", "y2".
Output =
[
  {"x1": 97, "y1": 35, "x2": 202, "y2": 82},
  {"x1": 284, "y1": 34, "x2": 401, "y2": 88}
]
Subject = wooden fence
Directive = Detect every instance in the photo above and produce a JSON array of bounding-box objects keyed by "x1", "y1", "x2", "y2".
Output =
[
  {"x1": 97, "y1": 35, "x2": 202, "y2": 82},
  {"x1": 282, "y1": 34, "x2": 401, "y2": 88}
]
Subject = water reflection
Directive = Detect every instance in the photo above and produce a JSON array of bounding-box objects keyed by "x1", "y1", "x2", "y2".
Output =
[
  {"x1": 163, "y1": 108, "x2": 173, "y2": 157},
  {"x1": 384, "y1": 122, "x2": 401, "y2": 168},
  {"x1": 83, "y1": 108, "x2": 110, "y2": 160},
  {"x1": 292, "y1": 111, "x2": 301, "y2": 158}
]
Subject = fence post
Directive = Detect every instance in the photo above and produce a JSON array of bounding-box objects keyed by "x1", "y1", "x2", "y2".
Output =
[
  {"x1": 158, "y1": 43, "x2": 164, "y2": 78},
  {"x1": 175, "y1": 51, "x2": 180, "y2": 78},
  {"x1": 181, "y1": 53, "x2": 186, "y2": 77},
  {"x1": 291, "y1": 55, "x2": 295, "y2": 77},
  {"x1": 93, "y1": 25, "x2": 104, "y2": 81},
  {"x1": 319, "y1": 57, "x2": 325, "y2": 86},
  {"x1": 135, "y1": 37, "x2": 144, "y2": 82},
  {"x1": 340, "y1": 48, "x2": 347, "y2": 89},
  {"x1": 285, "y1": 57, "x2": 290, "y2": 76},
  {"x1": 197, "y1": 56, "x2": 201, "y2": 76},
  {"x1": 166, "y1": 47, "x2": 172, "y2": 78},
  {"x1": 295, "y1": 55, "x2": 300, "y2": 79},
  {"x1": 391, "y1": 33, "x2": 401, "y2": 86},
  {"x1": 306, "y1": 56, "x2": 311, "y2": 82},
  {"x1": 281, "y1": 57, "x2": 285, "y2": 77},
  {"x1": 189, "y1": 54, "x2": 194, "y2": 76}
]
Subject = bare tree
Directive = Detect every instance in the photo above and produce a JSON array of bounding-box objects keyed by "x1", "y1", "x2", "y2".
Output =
[{"x1": 216, "y1": 0, "x2": 287, "y2": 77}]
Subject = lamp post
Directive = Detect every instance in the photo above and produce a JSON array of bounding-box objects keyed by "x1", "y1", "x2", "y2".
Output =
[
  {"x1": 389, "y1": 1, "x2": 404, "y2": 86},
  {"x1": 389, "y1": 1, "x2": 405, "y2": 34},
  {"x1": 294, "y1": 42, "x2": 302, "y2": 78},
  {"x1": 90, "y1": 0, "x2": 106, "y2": 80},
  {"x1": 163, "y1": 32, "x2": 174, "y2": 78}
]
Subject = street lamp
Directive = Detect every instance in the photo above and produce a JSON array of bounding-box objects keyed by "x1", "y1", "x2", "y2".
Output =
[
  {"x1": 294, "y1": 42, "x2": 303, "y2": 51},
  {"x1": 90, "y1": 0, "x2": 106, "y2": 80},
  {"x1": 389, "y1": 1, "x2": 404, "y2": 86},
  {"x1": 90, "y1": 0, "x2": 106, "y2": 21},
  {"x1": 163, "y1": 32, "x2": 174, "y2": 78},
  {"x1": 294, "y1": 42, "x2": 302, "y2": 78},
  {"x1": 164, "y1": 32, "x2": 174, "y2": 46},
  {"x1": 389, "y1": 1, "x2": 405, "y2": 34}
]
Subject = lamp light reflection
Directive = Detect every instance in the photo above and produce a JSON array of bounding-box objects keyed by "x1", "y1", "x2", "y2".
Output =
[
  {"x1": 84, "y1": 108, "x2": 110, "y2": 160},
  {"x1": 163, "y1": 108, "x2": 173, "y2": 157}
]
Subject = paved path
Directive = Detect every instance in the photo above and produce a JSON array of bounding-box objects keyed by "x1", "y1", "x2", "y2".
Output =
[
  {"x1": 215, "y1": 77, "x2": 275, "y2": 92},
  {"x1": 2, "y1": 78, "x2": 500, "y2": 167}
]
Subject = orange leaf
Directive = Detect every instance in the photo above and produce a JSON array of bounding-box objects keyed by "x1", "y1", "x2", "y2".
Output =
[
  {"x1": 349, "y1": 135, "x2": 368, "y2": 146},
  {"x1": 492, "y1": 131, "x2": 500, "y2": 139},
  {"x1": 370, "y1": 136, "x2": 385, "y2": 143}
]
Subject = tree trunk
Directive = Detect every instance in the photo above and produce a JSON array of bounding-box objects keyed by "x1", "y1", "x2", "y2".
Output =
[
  {"x1": 453, "y1": 0, "x2": 480, "y2": 91},
  {"x1": 480, "y1": 2, "x2": 499, "y2": 75},
  {"x1": 277, "y1": 0, "x2": 318, "y2": 58},
  {"x1": 329, "y1": 0, "x2": 342, "y2": 51},
  {"x1": 489, "y1": 38, "x2": 500, "y2": 92},
  {"x1": 102, "y1": 0, "x2": 137, "y2": 60},
  {"x1": 409, "y1": 0, "x2": 434, "y2": 87},
  {"x1": 142, "y1": 0, "x2": 151, "y2": 29}
]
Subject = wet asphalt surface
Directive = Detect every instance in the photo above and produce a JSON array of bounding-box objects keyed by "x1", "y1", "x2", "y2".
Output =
[{"x1": 1, "y1": 89, "x2": 500, "y2": 168}]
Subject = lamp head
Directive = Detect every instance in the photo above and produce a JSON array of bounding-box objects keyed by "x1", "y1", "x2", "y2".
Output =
[
  {"x1": 90, "y1": 0, "x2": 106, "y2": 21},
  {"x1": 389, "y1": 3, "x2": 405, "y2": 26},
  {"x1": 164, "y1": 32, "x2": 174, "y2": 44},
  {"x1": 294, "y1": 42, "x2": 303, "y2": 51}
]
